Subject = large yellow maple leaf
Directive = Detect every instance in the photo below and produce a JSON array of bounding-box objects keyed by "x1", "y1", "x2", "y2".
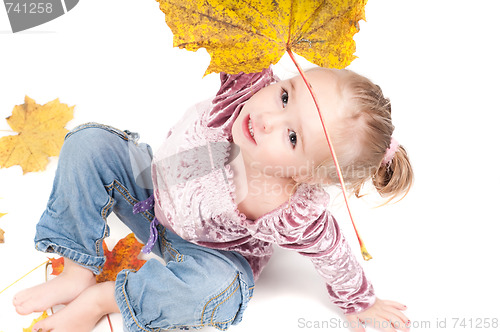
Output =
[
  {"x1": 156, "y1": 0, "x2": 367, "y2": 75},
  {"x1": 0, "y1": 96, "x2": 74, "y2": 174}
]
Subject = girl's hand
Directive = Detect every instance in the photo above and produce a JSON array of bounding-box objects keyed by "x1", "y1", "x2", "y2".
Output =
[{"x1": 345, "y1": 298, "x2": 410, "y2": 332}]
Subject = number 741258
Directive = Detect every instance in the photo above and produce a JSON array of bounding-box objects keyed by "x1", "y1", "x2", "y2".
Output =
[{"x1": 5, "y1": 2, "x2": 54, "y2": 14}]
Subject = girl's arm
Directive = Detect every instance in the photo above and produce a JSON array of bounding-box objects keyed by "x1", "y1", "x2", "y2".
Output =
[
  {"x1": 247, "y1": 184, "x2": 375, "y2": 313},
  {"x1": 245, "y1": 184, "x2": 410, "y2": 330},
  {"x1": 206, "y1": 67, "x2": 276, "y2": 133}
]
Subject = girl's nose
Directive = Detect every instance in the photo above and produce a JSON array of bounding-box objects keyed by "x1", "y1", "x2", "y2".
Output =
[{"x1": 253, "y1": 112, "x2": 280, "y2": 134}]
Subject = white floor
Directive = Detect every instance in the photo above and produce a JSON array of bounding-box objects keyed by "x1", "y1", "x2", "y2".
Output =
[{"x1": 1, "y1": 1, "x2": 500, "y2": 331}]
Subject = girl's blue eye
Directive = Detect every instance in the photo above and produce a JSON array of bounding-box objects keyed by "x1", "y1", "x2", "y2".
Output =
[
  {"x1": 281, "y1": 89, "x2": 288, "y2": 107},
  {"x1": 288, "y1": 129, "x2": 297, "y2": 148}
]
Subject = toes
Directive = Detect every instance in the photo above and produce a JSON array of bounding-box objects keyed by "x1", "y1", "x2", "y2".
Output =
[
  {"x1": 33, "y1": 317, "x2": 50, "y2": 332},
  {"x1": 15, "y1": 301, "x2": 33, "y2": 315},
  {"x1": 14, "y1": 295, "x2": 42, "y2": 315},
  {"x1": 13, "y1": 289, "x2": 35, "y2": 314},
  {"x1": 13, "y1": 295, "x2": 30, "y2": 315},
  {"x1": 13, "y1": 290, "x2": 28, "y2": 306},
  {"x1": 32, "y1": 321, "x2": 43, "y2": 331}
]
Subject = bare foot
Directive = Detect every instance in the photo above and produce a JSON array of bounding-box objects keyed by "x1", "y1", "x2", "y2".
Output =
[
  {"x1": 33, "y1": 282, "x2": 119, "y2": 332},
  {"x1": 13, "y1": 258, "x2": 96, "y2": 315}
]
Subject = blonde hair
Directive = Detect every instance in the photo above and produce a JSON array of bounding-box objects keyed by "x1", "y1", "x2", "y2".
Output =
[{"x1": 312, "y1": 69, "x2": 414, "y2": 202}]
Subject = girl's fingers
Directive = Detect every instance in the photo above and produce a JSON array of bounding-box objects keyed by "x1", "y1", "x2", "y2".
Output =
[
  {"x1": 345, "y1": 314, "x2": 366, "y2": 332},
  {"x1": 380, "y1": 325, "x2": 397, "y2": 332},
  {"x1": 378, "y1": 299, "x2": 410, "y2": 330},
  {"x1": 351, "y1": 299, "x2": 410, "y2": 332},
  {"x1": 381, "y1": 299, "x2": 407, "y2": 311},
  {"x1": 394, "y1": 313, "x2": 410, "y2": 331},
  {"x1": 380, "y1": 310, "x2": 410, "y2": 331},
  {"x1": 386, "y1": 305, "x2": 410, "y2": 330},
  {"x1": 365, "y1": 314, "x2": 397, "y2": 332}
]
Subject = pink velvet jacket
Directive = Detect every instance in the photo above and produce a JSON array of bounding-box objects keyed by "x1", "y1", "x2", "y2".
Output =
[{"x1": 151, "y1": 68, "x2": 375, "y2": 314}]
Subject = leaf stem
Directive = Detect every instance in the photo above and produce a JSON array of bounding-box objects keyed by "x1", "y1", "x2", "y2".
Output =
[
  {"x1": 107, "y1": 314, "x2": 114, "y2": 332},
  {"x1": 0, "y1": 260, "x2": 50, "y2": 295},
  {"x1": 286, "y1": 49, "x2": 372, "y2": 261}
]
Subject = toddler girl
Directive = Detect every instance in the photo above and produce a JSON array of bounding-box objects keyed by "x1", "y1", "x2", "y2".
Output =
[{"x1": 13, "y1": 66, "x2": 413, "y2": 332}]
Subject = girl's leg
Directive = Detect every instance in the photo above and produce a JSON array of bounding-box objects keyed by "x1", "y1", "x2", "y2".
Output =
[
  {"x1": 115, "y1": 232, "x2": 256, "y2": 332},
  {"x1": 20, "y1": 233, "x2": 254, "y2": 332},
  {"x1": 14, "y1": 122, "x2": 256, "y2": 332},
  {"x1": 13, "y1": 123, "x2": 157, "y2": 315},
  {"x1": 22, "y1": 234, "x2": 256, "y2": 332}
]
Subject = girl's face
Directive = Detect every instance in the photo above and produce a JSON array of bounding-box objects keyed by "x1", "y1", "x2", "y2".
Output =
[{"x1": 232, "y1": 68, "x2": 346, "y2": 182}]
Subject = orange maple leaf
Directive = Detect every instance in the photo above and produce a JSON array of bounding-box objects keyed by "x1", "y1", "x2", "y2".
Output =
[
  {"x1": 49, "y1": 257, "x2": 65, "y2": 276},
  {"x1": 97, "y1": 233, "x2": 147, "y2": 283},
  {"x1": 48, "y1": 234, "x2": 146, "y2": 282}
]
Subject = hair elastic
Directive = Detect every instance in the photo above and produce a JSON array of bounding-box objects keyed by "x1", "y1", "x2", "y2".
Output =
[{"x1": 382, "y1": 137, "x2": 399, "y2": 166}]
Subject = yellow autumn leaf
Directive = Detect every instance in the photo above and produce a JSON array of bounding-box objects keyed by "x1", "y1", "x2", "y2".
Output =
[
  {"x1": 23, "y1": 311, "x2": 49, "y2": 332},
  {"x1": 0, "y1": 96, "x2": 74, "y2": 174},
  {"x1": 156, "y1": 0, "x2": 367, "y2": 75}
]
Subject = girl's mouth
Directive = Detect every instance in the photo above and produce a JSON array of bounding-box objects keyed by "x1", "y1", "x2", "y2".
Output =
[{"x1": 242, "y1": 114, "x2": 256, "y2": 144}]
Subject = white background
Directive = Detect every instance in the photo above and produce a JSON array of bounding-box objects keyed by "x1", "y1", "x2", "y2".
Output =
[{"x1": 1, "y1": 0, "x2": 500, "y2": 331}]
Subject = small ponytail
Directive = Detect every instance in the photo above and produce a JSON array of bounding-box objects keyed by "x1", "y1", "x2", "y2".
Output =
[
  {"x1": 311, "y1": 68, "x2": 414, "y2": 203},
  {"x1": 372, "y1": 144, "x2": 413, "y2": 202}
]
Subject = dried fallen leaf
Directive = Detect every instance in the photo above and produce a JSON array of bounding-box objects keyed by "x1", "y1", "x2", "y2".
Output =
[
  {"x1": 156, "y1": 0, "x2": 367, "y2": 75},
  {"x1": 23, "y1": 310, "x2": 48, "y2": 332},
  {"x1": 0, "y1": 212, "x2": 6, "y2": 243},
  {"x1": 96, "y1": 233, "x2": 147, "y2": 283},
  {"x1": 49, "y1": 257, "x2": 65, "y2": 276},
  {"x1": 0, "y1": 96, "x2": 74, "y2": 174},
  {"x1": 47, "y1": 234, "x2": 147, "y2": 282}
]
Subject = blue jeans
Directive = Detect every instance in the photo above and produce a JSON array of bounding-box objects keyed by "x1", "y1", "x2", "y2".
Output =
[{"x1": 34, "y1": 123, "x2": 255, "y2": 332}]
